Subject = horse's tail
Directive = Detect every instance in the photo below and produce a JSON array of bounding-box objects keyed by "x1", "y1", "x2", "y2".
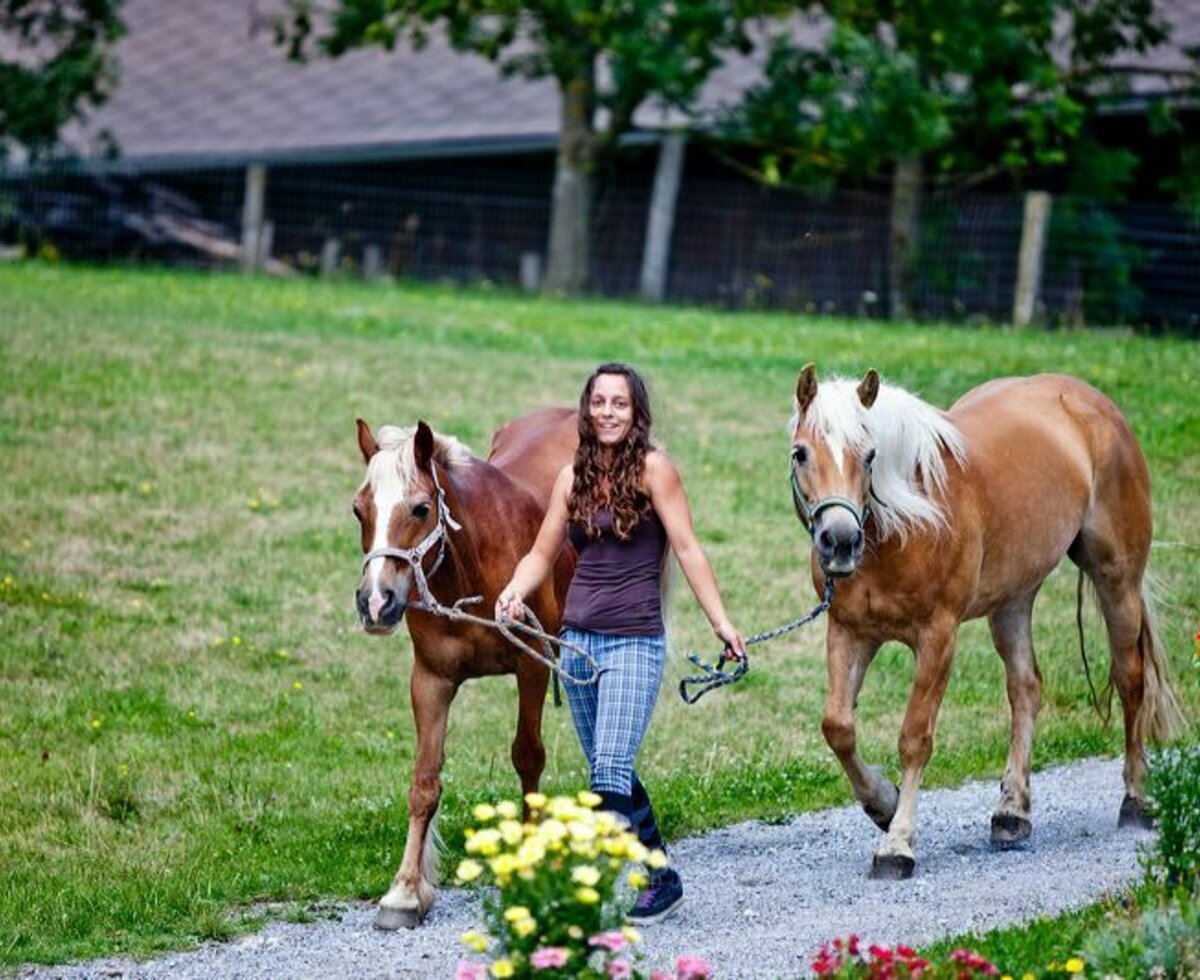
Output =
[
  {"x1": 422, "y1": 808, "x2": 443, "y2": 888},
  {"x1": 1134, "y1": 579, "x2": 1185, "y2": 743}
]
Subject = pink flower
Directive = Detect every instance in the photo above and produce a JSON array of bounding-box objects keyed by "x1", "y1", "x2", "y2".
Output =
[
  {"x1": 530, "y1": 947, "x2": 571, "y2": 970},
  {"x1": 608, "y1": 961, "x2": 633, "y2": 979},
  {"x1": 455, "y1": 962, "x2": 487, "y2": 980},
  {"x1": 589, "y1": 931, "x2": 629, "y2": 953},
  {"x1": 676, "y1": 954, "x2": 713, "y2": 979},
  {"x1": 651, "y1": 973, "x2": 673, "y2": 980}
]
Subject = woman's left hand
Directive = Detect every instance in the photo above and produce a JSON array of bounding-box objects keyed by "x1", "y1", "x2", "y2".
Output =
[{"x1": 715, "y1": 621, "x2": 746, "y2": 661}]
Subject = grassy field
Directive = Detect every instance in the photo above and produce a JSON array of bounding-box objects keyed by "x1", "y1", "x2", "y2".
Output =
[{"x1": 1, "y1": 264, "x2": 1197, "y2": 967}]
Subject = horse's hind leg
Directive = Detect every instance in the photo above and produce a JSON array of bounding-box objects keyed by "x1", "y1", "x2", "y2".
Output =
[
  {"x1": 512, "y1": 661, "x2": 548, "y2": 806},
  {"x1": 987, "y1": 591, "x2": 1042, "y2": 848},
  {"x1": 376, "y1": 663, "x2": 457, "y2": 930}
]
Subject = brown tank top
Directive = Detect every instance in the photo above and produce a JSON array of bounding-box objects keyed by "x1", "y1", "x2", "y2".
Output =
[{"x1": 562, "y1": 507, "x2": 668, "y2": 636}]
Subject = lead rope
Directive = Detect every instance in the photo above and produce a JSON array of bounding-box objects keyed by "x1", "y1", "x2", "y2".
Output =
[
  {"x1": 409, "y1": 591, "x2": 601, "y2": 706},
  {"x1": 679, "y1": 578, "x2": 834, "y2": 704}
]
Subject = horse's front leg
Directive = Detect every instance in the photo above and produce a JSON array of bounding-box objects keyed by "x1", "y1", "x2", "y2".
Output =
[
  {"x1": 822, "y1": 625, "x2": 894, "y2": 831},
  {"x1": 512, "y1": 659, "x2": 548, "y2": 803},
  {"x1": 871, "y1": 621, "x2": 957, "y2": 880},
  {"x1": 376, "y1": 662, "x2": 458, "y2": 930}
]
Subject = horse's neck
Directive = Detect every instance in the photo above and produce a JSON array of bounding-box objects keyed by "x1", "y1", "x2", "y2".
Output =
[{"x1": 435, "y1": 460, "x2": 494, "y2": 598}]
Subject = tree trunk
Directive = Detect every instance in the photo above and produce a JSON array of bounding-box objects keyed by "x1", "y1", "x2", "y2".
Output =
[
  {"x1": 544, "y1": 72, "x2": 596, "y2": 296},
  {"x1": 888, "y1": 155, "x2": 922, "y2": 320}
]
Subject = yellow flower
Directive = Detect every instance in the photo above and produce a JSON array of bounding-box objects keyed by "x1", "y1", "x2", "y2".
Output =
[
  {"x1": 646, "y1": 848, "x2": 668, "y2": 870},
  {"x1": 578, "y1": 790, "x2": 602, "y2": 808},
  {"x1": 568, "y1": 821, "x2": 596, "y2": 843},
  {"x1": 524, "y1": 792, "x2": 547, "y2": 809},
  {"x1": 455, "y1": 859, "x2": 483, "y2": 882},
  {"x1": 621, "y1": 926, "x2": 641, "y2": 944},
  {"x1": 489, "y1": 854, "x2": 518, "y2": 881},
  {"x1": 460, "y1": 929, "x2": 488, "y2": 953},
  {"x1": 490, "y1": 959, "x2": 514, "y2": 978},
  {"x1": 571, "y1": 865, "x2": 600, "y2": 886},
  {"x1": 503, "y1": 905, "x2": 531, "y2": 923},
  {"x1": 473, "y1": 803, "x2": 496, "y2": 822},
  {"x1": 465, "y1": 828, "x2": 503, "y2": 856},
  {"x1": 574, "y1": 886, "x2": 600, "y2": 905},
  {"x1": 628, "y1": 870, "x2": 648, "y2": 889},
  {"x1": 499, "y1": 819, "x2": 523, "y2": 846},
  {"x1": 512, "y1": 917, "x2": 536, "y2": 938},
  {"x1": 568, "y1": 925, "x2": 583, "y2": 940},
  {"x1": 1065, "y1": 959, "x2": 1085, "y2": 974},
  {"x1": 538, "y1": 819, "x2": 568, "y2": 843},
  {"x1": 496, "y1": 800, "x2": 519, "y2": 820},
  {"x1": 626, "y1": 839, "x2": 648, "y2": 863}
]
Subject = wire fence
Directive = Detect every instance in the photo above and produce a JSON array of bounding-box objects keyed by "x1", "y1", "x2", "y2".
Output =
[{"x1": 3, "y1": 155, "x2": 1198, "y2": 333}]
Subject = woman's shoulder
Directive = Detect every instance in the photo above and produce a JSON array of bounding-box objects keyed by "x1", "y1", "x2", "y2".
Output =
[{"x1": 643, "y1": 449, "x2": 680, "y2": 487}]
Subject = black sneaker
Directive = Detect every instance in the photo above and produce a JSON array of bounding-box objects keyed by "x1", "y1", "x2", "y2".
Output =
[{"x1": 627, "y1": 867, "x2": 684, "y2": 925}]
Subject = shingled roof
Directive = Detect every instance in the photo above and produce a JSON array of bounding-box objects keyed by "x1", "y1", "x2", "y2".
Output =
[{"x1": 64, "y1": 0, "x2": 1200, "y2": 170}]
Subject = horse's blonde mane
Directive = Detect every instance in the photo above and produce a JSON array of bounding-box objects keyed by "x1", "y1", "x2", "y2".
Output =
[
  {"x1": 364, "y1": 425, "x2": 472, "y2": 493},
  {"x1": 791, "y1": 377, "x2": 968, "y2": 543}
]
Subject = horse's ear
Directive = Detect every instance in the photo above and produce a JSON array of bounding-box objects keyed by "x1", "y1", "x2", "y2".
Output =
[
  {"x1": 413, "y1": 420, "x2": 435, "y2": 472},
  {"x1": 796, "y1": 363, "x2": 818, "y2": 415},
  {"x1": 857, "y1": 369, "x2": 880, "y2": 409},
  {"x1": 356, "y1": 418, "x2": 379, "y2": 463}
]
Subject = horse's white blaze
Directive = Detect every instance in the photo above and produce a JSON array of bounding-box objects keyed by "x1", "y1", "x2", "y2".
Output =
[{"x1": 365, "y1": 449, "x2": 408, "y2": 617}]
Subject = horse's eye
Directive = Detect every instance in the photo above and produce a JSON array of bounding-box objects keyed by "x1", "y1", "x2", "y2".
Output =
[
  {"x1": 352, "y1": 500, "x2": 365, "y2": 520},
  {"x1": 411, "y1": 502, "x2": 432, "y2": 520},
  {"x1": 864, "y1": 449, "x2": 877, "y2": 469},
  {"x1": 792, "y1": 444, "x2": 809, "y2": 465}
]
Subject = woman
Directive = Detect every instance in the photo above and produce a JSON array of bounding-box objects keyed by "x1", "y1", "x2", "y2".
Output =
[{"x1": 496, "y1": 362, "x2": 745, "y2": 924}]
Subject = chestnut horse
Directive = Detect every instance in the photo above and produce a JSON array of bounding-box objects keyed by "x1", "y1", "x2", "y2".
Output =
[
  {"x1": 353, "y1": 407, "x2": 577, "y2": 928},
  {"x1": 787, "y1": 365, "x2": 1182, "y2": 879}
]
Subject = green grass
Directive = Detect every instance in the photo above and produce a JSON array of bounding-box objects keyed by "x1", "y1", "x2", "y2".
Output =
[{"x1": 1, "y1": 263, "x2": 1198, "y2": 967}]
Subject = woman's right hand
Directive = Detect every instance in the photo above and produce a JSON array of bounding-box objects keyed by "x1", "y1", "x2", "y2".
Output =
[{"x1": 495, "y1": 586, "x2": 527, "y2": 622}]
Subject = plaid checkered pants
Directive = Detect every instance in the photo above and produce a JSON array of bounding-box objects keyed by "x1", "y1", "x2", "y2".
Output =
[{"x1": 559, "y1": 628, "x2": 666, "y2": 796}]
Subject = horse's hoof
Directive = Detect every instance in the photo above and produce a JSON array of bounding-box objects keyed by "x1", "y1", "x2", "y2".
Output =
[
  {"x1": 990, "y1": 812, "x2": 1032, "y2": 848},
  {"x1": 1118, "y1": 795, "x2": 1154, "y2": 830},
  {"x1": 374, "y1": 905, "x2": 423, "y2": 930},
  {"x1": 869, "y1": 853, "x2": 915, "y2": 880}
]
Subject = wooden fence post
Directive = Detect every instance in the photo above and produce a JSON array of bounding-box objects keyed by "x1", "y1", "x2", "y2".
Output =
[
  {"x1": 240, "y1": 164, "x2": 267, "y2": 273},
  {"x1": 1012, "y1": 191, "x2": 1053, "y2": 329},
  {"x1": 321, "y1": 238, "x2": 342, "y2": 278},
  {"x1": 640, "y1": 133, "x2": 686, "y2": 304}
]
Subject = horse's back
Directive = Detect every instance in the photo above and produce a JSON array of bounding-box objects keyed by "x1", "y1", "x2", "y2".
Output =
[
  {"x1": 947, "y1": 374, "x2": 1151, "y2": 603},
  {"x1": 950, "y1": 374, "x2": 1146, "y2": 479},
  {"x1": 487, "y1": 407, "x2": 578, "y2": 508}
]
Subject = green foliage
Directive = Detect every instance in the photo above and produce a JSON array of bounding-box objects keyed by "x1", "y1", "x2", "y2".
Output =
[
  {"x1": 1145, "y1": 744, "x2": 1200, "y2": 891},
  {"x1": 725, "y1": 0, "x2": 1171, "y2": 188},
  {"x1": 0, "y1": 0, "x2": 126, "y2": 162},
  {"x1": 281, "y1": 0, "x2": 754, "y2": 146},
  {"x1": 1081, "y1": 894, "x2": 1200, "y2": 979}
]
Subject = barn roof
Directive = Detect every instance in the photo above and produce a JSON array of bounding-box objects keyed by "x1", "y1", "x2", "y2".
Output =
[{"x1": 46, "y1": 0, "x2": 1200, "y2": 170}]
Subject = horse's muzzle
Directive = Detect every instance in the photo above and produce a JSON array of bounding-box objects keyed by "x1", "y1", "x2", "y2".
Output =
[
  {"x1": 357, "y1": 584, "x2": 407, "y2": 634},
  {"x1": 816, "y1": 524, "x2": 865, "y2": 577}
]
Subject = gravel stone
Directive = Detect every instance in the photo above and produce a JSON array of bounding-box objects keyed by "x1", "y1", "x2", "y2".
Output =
[{"x1": 22, "y1": 757, "x2": 1151, "y2": 979}]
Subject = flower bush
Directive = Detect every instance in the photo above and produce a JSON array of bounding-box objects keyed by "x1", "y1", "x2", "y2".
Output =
[
  {"x1": 810, "y1": 934, "x2": 1004, "y2": 979},
  {"x1": 454, "y1": 790, "x2": 710, "y2": 980}
]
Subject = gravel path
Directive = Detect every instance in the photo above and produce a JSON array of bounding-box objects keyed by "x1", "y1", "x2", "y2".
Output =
[{"x1": 23, "y1": 757, "x2": 1151, "y2": 980}]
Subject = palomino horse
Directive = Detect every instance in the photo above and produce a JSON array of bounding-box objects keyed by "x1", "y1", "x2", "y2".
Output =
[
  {"x1": 787, "y1": 365, "x2": 1182, "y2": 879},
  {"x1": 353, "y1": 407, "x2": 577, "y2": 928}
]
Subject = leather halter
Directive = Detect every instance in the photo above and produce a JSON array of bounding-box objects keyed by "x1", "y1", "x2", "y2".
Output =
[
  {"x1": 360, "y1": 463, "x2": 462, "y2": 609},
  {"x1": 789, "y1": 454, "x2": 869, "y2": 537}
]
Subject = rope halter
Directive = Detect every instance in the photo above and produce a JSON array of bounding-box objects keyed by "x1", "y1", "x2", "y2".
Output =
[{"x1": 360, "y1": 463, "x2": 462, "y2": 609}]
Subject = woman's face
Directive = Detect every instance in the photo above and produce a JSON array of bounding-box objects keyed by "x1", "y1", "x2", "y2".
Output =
[{"x1": 588, "y1": 373, "x2": 635, "y2": 447}]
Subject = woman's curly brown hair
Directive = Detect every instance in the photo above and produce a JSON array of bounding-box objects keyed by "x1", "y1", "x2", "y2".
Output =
[{"x1": 568, "y1": 363, "x2": 655, "y2": 541}]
